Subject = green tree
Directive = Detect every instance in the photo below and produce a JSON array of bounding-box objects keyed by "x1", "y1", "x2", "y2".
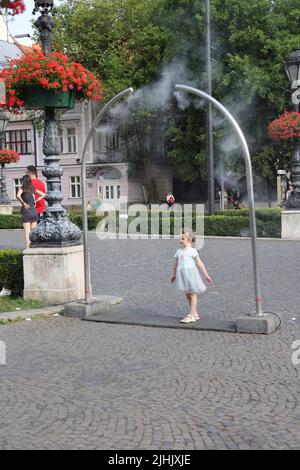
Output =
[{"x1": 52, "y1": 0, "x2": 300, "y2": 198}]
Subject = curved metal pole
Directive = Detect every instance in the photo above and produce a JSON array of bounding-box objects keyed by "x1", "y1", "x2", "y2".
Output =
[
  {"x1": 175, "y1": 84, "x2": 263, "y2": 316},
  {"x1": 81, "y1": 88, "x2": 134, "y2": 303}
]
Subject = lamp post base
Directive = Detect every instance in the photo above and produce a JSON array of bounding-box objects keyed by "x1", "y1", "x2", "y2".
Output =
[
  {"x1": 285, "y1": 193, "x2": 300, "y2": 209},
  {"x1": 23, "y1": 244, "x2": 84, "y2": 305},
  {"x1": 30, "y1": 211, "x2": 81, "y2": 247},
  {"x1": 0, "y1": 204, "x2": 13, "y2": 215},
  {"x1": 0, "y1": 194, "x2": 11, "y2": 205},
  {"x1": 281, "y1": 210, "x2": 300, "y2": 239}
]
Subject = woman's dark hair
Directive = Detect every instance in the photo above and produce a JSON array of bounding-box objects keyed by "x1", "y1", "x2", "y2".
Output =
[
  {"x1": 26, "y1": 165, "x2": 37, "y2": 177},
  {"x1": 21, "y1": 175, "x2": 36, "y2": 195}
]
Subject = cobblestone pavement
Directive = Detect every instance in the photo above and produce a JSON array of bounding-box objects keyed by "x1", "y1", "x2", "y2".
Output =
[{"x1": 0, "y1": 231, "x2": 300, "y2": 449}]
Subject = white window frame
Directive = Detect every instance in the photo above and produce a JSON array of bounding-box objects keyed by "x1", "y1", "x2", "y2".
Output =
[
  {"x1": 69, "y1": 176, "x2": 81, "y2": 199},
  {"x1": 14, "y1": 178, "x2": 22, "y2": 200},
  {"x1": 58, "y1": 126, "x2": 77, "y2": 154},
  {"x1": 67, "y1": 127, "x2": 77, "y2": 154},
  {"x1": 100, "y1": 182, "x2": 121, "y2": 201}
]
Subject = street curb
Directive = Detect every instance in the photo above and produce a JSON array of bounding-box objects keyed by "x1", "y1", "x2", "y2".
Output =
[
  {"x1": 1, "y1": 230, "x2": 300, "y2": 243},
  {"x1": 0, "y1": 305, "x2": 65, "y2": 322}
]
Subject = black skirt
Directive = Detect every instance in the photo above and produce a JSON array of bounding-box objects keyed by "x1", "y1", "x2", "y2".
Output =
[
  {"x1": 21, "y1": 191, "x2": 38, "y2": 223},
  {"x1": 21, "y1": 206, "x2": 38, "y2": 223}
]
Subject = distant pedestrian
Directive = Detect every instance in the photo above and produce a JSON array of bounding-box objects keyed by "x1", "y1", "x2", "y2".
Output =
[
  {"x1": 171, "y1": 230, "x2": 213, "y2": 323},
  {"x1": 95, "y1": 194, "x2": 102, "y2": 212},
  {"x1": 166, "y1": 192, "x2": 175, "y2": 209},
  {"x1": 87, "y1": 200, "x2": 92, "y2": 211},
  {"x1": 17, "y1": 175, "x2": 45, "y2": 249},
  {"x1": 286, "y1": 185, "x2": 294, "y2": 200},
  {"x1": 26, "y1": 166, "x2": 46, "y2": 222}
]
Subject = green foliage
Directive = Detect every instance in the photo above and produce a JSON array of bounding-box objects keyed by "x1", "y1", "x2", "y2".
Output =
[
  {"x1": 204, "y1": 216, "x2": 280, "y2": 237},
  {"x1": 52, "y1": 0, "x2": 300, "y2": 185},
  {"x1": 0, "y1": 214, "x2": 22, "y2": 229},
  {"x1": 0, "y1": 249, "x2": 24, "y2": 295},
  {"x1": 68, "y1": 213, "x2": 102, "y2": 230},
  {"x1": 0, "y1": 297, "x2": 44, "y2": 313},
  {"x1": 68, "y1": 208, "x2": 281, "y2": 237},
  {"x1": 214, "y1": 208, "x2": 282, "y2": 222}
]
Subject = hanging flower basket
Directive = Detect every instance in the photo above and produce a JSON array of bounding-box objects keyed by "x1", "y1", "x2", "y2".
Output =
[
  {"x1": 21, "y1": 87, "x2": 76, "y2": 110},
  {"x1": 0, "y1": 149, "x2": 20, "y2": 164},
  {"x1": 0, "y1": 0, "x2": 25, "y2": 15},
  {"x1": 268, "y1": 111, "x2": 300, "y2": 143},
  {"x1": 0, "y1": 51, "x2": 103, "y2": 110}
]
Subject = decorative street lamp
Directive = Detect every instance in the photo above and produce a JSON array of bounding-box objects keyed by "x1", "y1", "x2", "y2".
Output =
[
  {"x1": 29, "y1": 0, "x2": 81, "y2": 246},
  {"x1": 0, "y1": 110, "x2": 10, "y2": 205},
  {"x1": 284, "y1": 48, "x2": 300, "y2": 209}
]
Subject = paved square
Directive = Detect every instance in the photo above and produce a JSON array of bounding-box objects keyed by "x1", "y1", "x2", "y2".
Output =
[{"x1": 0, "y1": 232, "x2": 299, "y2": 449}]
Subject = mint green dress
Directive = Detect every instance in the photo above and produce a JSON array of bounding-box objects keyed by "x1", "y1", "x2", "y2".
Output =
[{"x1": 175, "y1": 247, "x2": 207, "y2": 295}]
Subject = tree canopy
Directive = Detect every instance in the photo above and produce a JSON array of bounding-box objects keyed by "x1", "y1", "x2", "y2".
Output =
[{"x1": 52, "y1": 0, "x2": 300, "y2": 194}]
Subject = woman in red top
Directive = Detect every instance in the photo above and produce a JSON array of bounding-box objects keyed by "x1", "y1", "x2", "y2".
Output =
[{"x1": 26, "y1": 166, "x2": 46, "y2": 220}]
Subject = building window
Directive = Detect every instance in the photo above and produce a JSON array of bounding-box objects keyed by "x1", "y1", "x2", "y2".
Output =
[
  {"x1": 112, "y1": 132, "x2": 120, "y2": 151},
  {"x1": 67, "y1": 128, "x2": 77, "y2": 153},
  {"x1": 117, "y1": 185, "x2": 121, "y2": 199},
  {"x1": 5, "y1": 129, "x2": 32, "y2": 155},
  {"x1": 70, "y1": 176, "x2": 81, "y2": 198},
  {"x1": 14, "y1": 178, "x2": 22, "y2": 199}
]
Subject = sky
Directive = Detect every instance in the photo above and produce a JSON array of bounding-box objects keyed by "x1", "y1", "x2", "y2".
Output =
[
  {"x1": 7, "y1": 0, "x2": 63, "y2": 38},
  {"x1": 7, "y1": 0, "x2": 35, "y2": 37}
]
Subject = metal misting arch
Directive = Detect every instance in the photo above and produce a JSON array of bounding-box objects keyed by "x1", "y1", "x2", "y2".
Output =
[
  {"x1": 81, "y1": 88, "x2": 134, "y2": 303},
  {"x1": 81, "y1": 84, "x2": 265, "y2": 318},
  {"x1": 175, "y1": 84, "x2": 263, "y2": 317}
]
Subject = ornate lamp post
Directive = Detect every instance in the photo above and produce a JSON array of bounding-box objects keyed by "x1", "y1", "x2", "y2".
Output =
[
  {"x1": 284, "y1": 48, "x2": 300, "y2": 209},
  {"x1": 0, "y1": 110, "x2": 10, "y2": 205},
  {"x1": 30, "y1": 0, "x2": 81, "y2": 246}
]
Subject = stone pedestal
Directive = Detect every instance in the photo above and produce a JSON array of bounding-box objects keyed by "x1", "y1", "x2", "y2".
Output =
[
  {"x1": 23, "y1": 245, "x2": 84, "y2": 305},
  {"x1": 236, "y1": 313, "x2": 281, "y2": 335},
  {"x1": 0, "y1": 205, "x2": 13, "y2": 215},
  {"x1": 281, "y1": 210, "x2": 300, "y2": 239}
]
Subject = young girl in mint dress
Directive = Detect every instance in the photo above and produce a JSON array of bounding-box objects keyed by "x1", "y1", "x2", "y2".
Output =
[{"x1": 171, "y1": 231, "x2": 213, "y2": 323}]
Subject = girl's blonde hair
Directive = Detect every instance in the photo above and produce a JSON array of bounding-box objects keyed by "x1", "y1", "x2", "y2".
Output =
[{"x1": 181, "y1": 230, "x2": 196, "y2": 244}]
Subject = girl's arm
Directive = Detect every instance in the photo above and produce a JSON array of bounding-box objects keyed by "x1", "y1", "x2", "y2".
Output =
[
  {"x1": 17, "y1": 189, "x2": 30, "y2": 209},
  {"x1": 195, "y1": 256, "x2": 213, "y2": 284},
  {"x1": 35, "y1": 189, "x2": 46, "y2": 204},
  {"x1": 171, "y1": 260, "x2": 178, "y2": 283}
]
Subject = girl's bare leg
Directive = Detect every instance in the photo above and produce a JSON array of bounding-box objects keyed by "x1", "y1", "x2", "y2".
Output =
[
  {"x1": 185, "y1": 293, "x2": 191, "y2": 309},
  {"x1": 190, "y1": 293, "x2": 198, "y2": 316},
  {"x1": 23, "y1": 223, "x2": 31, "y2": 249}
]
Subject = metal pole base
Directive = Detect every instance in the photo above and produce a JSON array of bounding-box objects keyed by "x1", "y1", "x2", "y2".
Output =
[
  {"x1": 30, "y1": 211, "x2": 81, "y2": 247},
  {"x1": 236, "y1": 312, "x2": 281, "y2": 335},
  {"x1": 0, "y1": 194, "x2": 11, "y2": 205},
  {"x1": 64, "y1": 295, "x2": 123, "y2": 319},
  {"x1": 285, "y1": 193, "x2": 300, "y2": 209}
]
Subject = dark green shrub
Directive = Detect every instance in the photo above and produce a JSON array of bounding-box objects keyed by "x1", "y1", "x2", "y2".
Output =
[
  {"x1": 0, "y1": 249, "x2": 23, "y2": 295},
  {"x1": 65, "y1": 210, "x2": 281, "y2": 238},
  {"x1": 0, "y1": 214, "x2": 22, "y2": 229},
  {"x1": 204, "y1": 216, "x2": 251, "y2": 237}
]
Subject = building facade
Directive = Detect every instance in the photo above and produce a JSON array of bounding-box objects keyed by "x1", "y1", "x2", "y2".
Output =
[{"x1": 0, "y1": 17, "x2": 174, "y2": 211}]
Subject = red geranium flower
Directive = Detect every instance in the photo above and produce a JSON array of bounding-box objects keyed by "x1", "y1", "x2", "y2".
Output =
[
  {"x1": 0, "y1": 51, "x2": 103, "y2": 110},
  {"x1": 0, "y1": 1, "x2": 25, "y2": 15},
  {"x1": 0, "y1": 149, "x2": 20, "y2": 164},
  {"x1": 268, "y1": 112, "x2": 300, "y2": 143}
]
